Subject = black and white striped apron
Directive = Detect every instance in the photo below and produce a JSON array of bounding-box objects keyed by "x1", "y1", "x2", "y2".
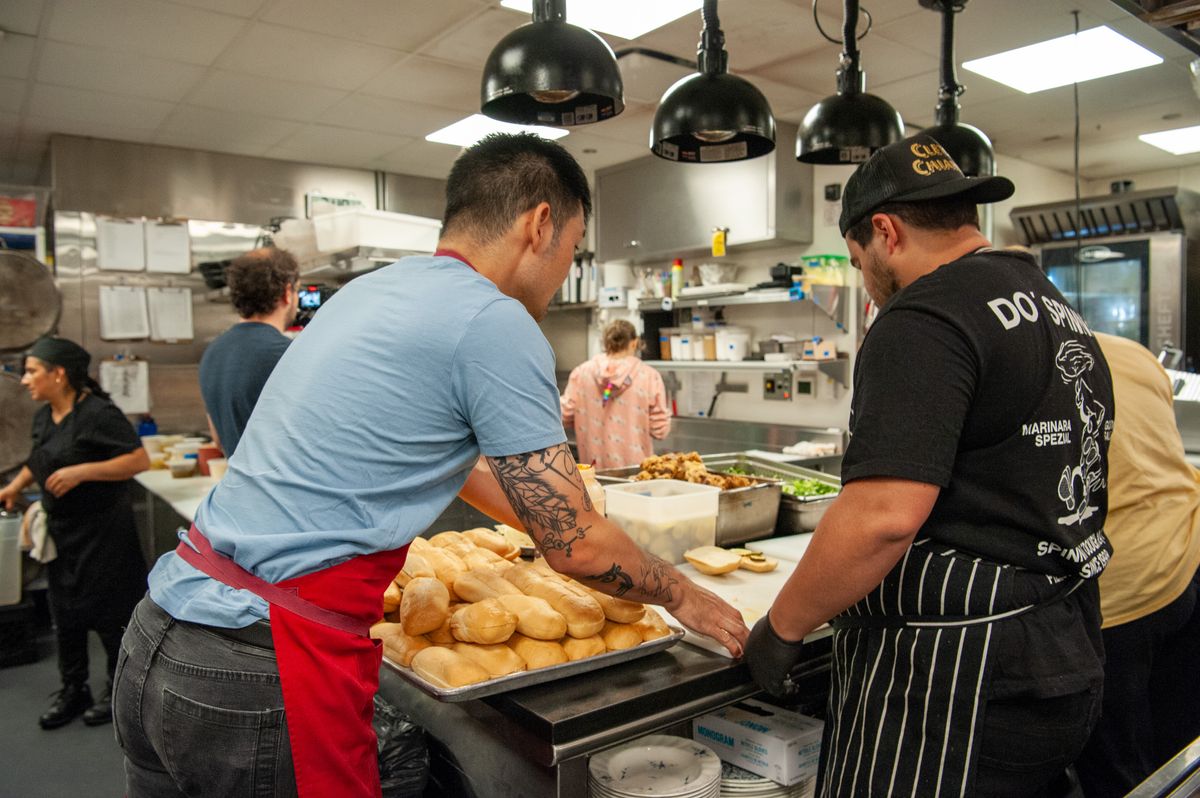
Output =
[{"x1": 817, "y1": 539, "x2": 1081, "y2": 798}]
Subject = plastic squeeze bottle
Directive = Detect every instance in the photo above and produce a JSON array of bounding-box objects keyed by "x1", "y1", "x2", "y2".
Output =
[{"x1": 670, "y1": 258, "x2": 684, "y2": 299}]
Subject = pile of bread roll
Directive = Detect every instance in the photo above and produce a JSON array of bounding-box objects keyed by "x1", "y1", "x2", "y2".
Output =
[{"x1": 372, "y1": 528, "x2": 674, "y2": 690}]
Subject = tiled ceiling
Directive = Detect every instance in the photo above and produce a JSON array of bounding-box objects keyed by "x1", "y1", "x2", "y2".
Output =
[{"x1": 1, "y1": 0, "x2": 1199, "y2": 187}]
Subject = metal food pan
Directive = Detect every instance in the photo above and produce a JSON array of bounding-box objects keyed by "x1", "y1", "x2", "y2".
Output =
[
  {"x1": 382, "y1": 627, "x2": 684, "y2": 703},
  {"x1": 701, "y1": 454, "x2": 840, "y2": 533},
  {"x1": 595, "y1": 465, "x2": 781, "y2": 546}
]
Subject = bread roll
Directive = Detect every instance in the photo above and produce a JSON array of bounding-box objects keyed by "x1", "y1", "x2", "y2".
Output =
[
  {"x1": 530, "y1": 557, "x2": 573, "y2": 582},
  {"x1": 495, "y1": 524, "x2": 534, "y2": 555},
  {"x1": 395, "y1": 552, "x2": 435, "y2": 588},
  {"x1": 507, "y1": 634, "x2": 569, "y2": 669},
  {"x1": 398, "y1": 577, "x2": 450, "y2": 636},
  {"x1": 684, "y1": 546, "x2": 742, "y2": 575},
  {"x1": 450, "y1": 598, "x2": 518, "y2": 645},
  {"x1": 451, "y1": 642, "x2": 526, "y2": 677},
  {"x1": 462, "y1": 547, "x2": 507, "y2": 572},
  {"x1": 463, "y1": 527, "x2": 520, "y2": 559},
  {"x1": 381, "y1": 580, "x2": 403, "y2": 614},
  {"x1": 738, "y1": 553, "x2": 779, "y2": 573},
  {"x1": 370, "y1": 622, "x2": 432, "y2": 667},
  {"x1": 408, "y1": 536, "x2": 432, "y2": 554},
  {"x1": 562, "y1": 635, "x2": 606, "y2": 661},
  {"x1": 633, "y1": 607, "x2": 672, "y2": 642},
  {"x1": 427, "y1": 617, "x2": 456, "y2": 645},
  {"x1": 410, "y1": 646, "x2": 490, "y2": 688},
  {"x1": 428, "y1": 530, "x2": 460, "y2": 546},
  {"x1": 431, "y1": 532, "x2": 477, "y2": 560},
  {"x1": 453, "y1": 568, "x2": 523, "y2": 603},
  {"x1": 503, "y1": 563, "x2": 605, "y2": 638},
  {"x1": 495, "y1": 594, "x2": 568, "y2": 640},
  {"x1": 582, "y1": 586, "x2": 646, "y2": 624},
  {"x1": 601, "y1": 621, "x2": 643, "y2": 651},
  {"x1": 423, "y1": 547, "x2": 468, "y2": 598}
]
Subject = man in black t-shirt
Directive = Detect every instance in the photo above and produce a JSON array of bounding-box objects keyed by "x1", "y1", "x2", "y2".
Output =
[
  {"x1": 745, "y1": 134, "x2": 1113, "y2": 797},
  {"x1": 199, "y1": 247, "x2": 298, "y2": 457}
]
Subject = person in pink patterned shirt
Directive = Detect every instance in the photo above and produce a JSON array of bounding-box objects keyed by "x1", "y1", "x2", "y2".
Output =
[{"x1": 562, "y1": 320, "x2": 671, "y2": 469}]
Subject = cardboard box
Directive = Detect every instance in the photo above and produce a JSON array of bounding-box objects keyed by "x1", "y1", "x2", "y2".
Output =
[{"x1": 692, "y1": 699, "x2": 823, "y2": 787}]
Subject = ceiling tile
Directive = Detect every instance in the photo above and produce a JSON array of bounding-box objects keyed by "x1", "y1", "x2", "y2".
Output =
[
  {"x1": 754, "y1": 34, "x2": 938, "y2": 97},
  {"x1": 47, "y1": 0, "x2": 245, "y2": 65},
  {"x1": 263, "y1": 0, "x2": 484, "y2": 50},
  {"x1": 417, "y1": 8, "x2": 526, "y2": 68},
  {"x1": 0, "y1": 32, "x2": 37, "y2": 79},
  {"x1": 151, "y1": 131, "x2": 273, "y2": 157},
  {"x1": 359, "y1": 56, "x2": 482, "y2": 112},
  {"x1": 750, "y1": 76, "x2": 824, "y2": 118},
  {"x1": 371, "y1": 138, "x2": 463, "y2": 179},
  {"x1": 721, "y1": 1, "x2": 843, "y2": 72},
  {"x1": 0, "y1": 0, "x2": 46, "y2": 36},
  {"x1": 188, "y1": 69, "x2": 348, "y2": 121},
  {"x1": 559, "y1": 130, "x2": 648, "y2": 171},
  {"x1": 157, "y1": 105, "x2": 302, "y2": 147},
  {"x1": 29, "y1": 83, "x2": 174, "y2": 129},
  {"x1": 22, "y1": 114, "x2": 157, "y2": 144},
  {"x1": 0, "y1": 112, "x2": 21, "y2": 139},
  {"x1": 214, "y1": 22, "x2": 405, "y2": 90},
  {"x1": 160, "y1": 0, "x2": 269, "y2": 17},
  {"x1": 268, "y1": 124, "x2": 414, "y2": 167},
  {"x1": 618, "y1": 52, "x2": 694, "y2": 105},
  {"x1": 0, "y1": 77, "x2": 30, "y2": 113},
  {"x1": 36, "y1": 40, "x2": 206, "y2": 101},
  {"x1": 317, "y1": 94, "x2": 462, "y2": 138}
]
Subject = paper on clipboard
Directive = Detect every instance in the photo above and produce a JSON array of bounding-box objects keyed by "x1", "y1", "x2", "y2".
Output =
[
  {"x1": 98, "y1": 285, "x2": 150, "y2": 340},
  {"x1": 145, "y1": 221, "x2": 192, "y2": 274},
  {"x1": 147, "y1": 287, "x2": 194, "y2": 341},
  {"x1": 96, "y1": 218, "x2": 146, "y2": 271},
  {"x1": 99, "y1": 360, "x2": 150, "y2": 415}
]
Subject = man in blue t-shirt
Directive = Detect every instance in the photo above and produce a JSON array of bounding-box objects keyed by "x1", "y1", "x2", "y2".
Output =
[
  {"x1": 115, "y1": 134, "x2": 748, "y2": 798},
  {"x1": 198, "y1": 246, "x2": 298, "y2": 456}
]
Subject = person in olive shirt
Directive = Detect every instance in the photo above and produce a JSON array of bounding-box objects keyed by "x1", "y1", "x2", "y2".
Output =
[
  {"x1": 0, "y1": 337, "x2": 150, "y2": 729},
  {"x1": 199, "y1": 247, "x2": 298, "y2": 457},
  {"x1": 745, "y1": 135, "x2": 1113, "y2": 796},
  {"x1": 1076, "y1": 333, "x2": 1200, "y2": 797}
]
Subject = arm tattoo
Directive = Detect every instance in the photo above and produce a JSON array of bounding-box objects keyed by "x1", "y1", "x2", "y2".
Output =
[
  {"x1": 583, "y1": 556, "x2": 679, "y2": 603},
  {"x1": 488, "y1": 444, "x2": 592, "y2": 557}
]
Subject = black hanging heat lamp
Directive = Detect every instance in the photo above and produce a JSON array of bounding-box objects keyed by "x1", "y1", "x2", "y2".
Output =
[
  {"x1": 796, "y1": 0, "x2": 903, "y2": 163},
  {"x1": 918, "y1": 0, "x2": 995, "y2": 176},
  {"x1": 481, "y1": 0, "x2": 624, "y2": 126},
  {"x1": 650, "y1": 0, "x2": 776, "y2": 162}
]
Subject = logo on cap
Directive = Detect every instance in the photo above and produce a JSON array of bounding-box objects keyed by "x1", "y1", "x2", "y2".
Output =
[{"x1": 910, "y1": 140, "x2": 958, "y2": 177}]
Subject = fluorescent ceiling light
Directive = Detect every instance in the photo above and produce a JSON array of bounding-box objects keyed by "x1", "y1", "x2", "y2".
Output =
[
  {"x1": 500, "y1": 0, "x2": 701, "y2": 40},
  {"x1": 962, "y1": 26, "x2": 1162, "y2": 94},
  {"x1": 425, "y1": 114, "x2": 569, "y2": 147},
  {"x1": 1139, "y1": 125, "x2": 1200, "y2": 155}
]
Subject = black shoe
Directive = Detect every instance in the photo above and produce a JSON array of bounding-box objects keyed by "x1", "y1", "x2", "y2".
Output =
[
  {"x1": 39, "y1": 683, "x2": 93, "y2": 730},
  {"x1": 82, "y1": 685, "x2": 112, "y2": 727}
]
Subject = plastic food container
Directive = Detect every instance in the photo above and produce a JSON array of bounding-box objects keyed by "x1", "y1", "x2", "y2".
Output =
[
  {"x1": 702, "y1": 332, "x2": 717, "y2": 361},
  {"x1": 690, "y1": 334, "x2": 707, "y2": 360},
  {"x1": 0, "y1": 510, "x2": 21, "y2": 606},
  {"x1": 312, "y1": 208, "x2": 441, "y2": 254},
  {"x1": 604, "y1": 480, "x2": 720, "y2": 563},
  {"x1": 671, "y1": 330, "x2": 694, "y2": 361},
  {"x1": 715, "y1": 327, "x2": 751, "y2": 362},
  {"x1": 658, "y1": 328, "x2": 676, "y2": 361}
]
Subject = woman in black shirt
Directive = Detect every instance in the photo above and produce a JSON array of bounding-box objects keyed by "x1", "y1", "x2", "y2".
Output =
[{"x1": 0, "y1": 337, "x2": 149, "y2": 729}]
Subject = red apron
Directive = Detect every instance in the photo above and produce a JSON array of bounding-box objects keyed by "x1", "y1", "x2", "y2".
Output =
[{"x1": 176, "y1": 525, "x2": 408, "y2": 798}]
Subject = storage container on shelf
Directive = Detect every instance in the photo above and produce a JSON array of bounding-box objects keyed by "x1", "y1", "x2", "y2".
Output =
[
  {"x1": 658, "y1": 328, "x2": 676, "y2": 361},
  {"x1": 0, "y1": 510, "x2": 22, "y2": 606},
  {"x1": 604, "y1": 480, "x2": 720, "y2": 564},
  {"x1": 715, "y1": 326, "x2": 751, "y2": 361},
  {"x1": 690, "y1": 334, "x2": 706, "y2": 360},
  {"x1": 702, "y1": 330, "x2": 718, "y2": 361},
  {"x1": 671, "y1": 329, "x2": 694, "y2": 361},
  {"x1": 311, "y1": 208, "x2": 441, "y2": 254}
]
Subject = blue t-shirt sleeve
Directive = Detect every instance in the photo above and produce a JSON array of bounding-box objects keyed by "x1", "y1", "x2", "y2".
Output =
[{"x1": 452, "y1": 298, "x2": 566, "y2": 457}]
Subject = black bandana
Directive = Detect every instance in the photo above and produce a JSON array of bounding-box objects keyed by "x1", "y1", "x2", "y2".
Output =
[{"x1": 27, "y1": 336, "x2": 91, "y2": 375}]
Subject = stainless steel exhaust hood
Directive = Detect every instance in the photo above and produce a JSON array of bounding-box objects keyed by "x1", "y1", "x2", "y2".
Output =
[{"x1": 1009, "y1": 187, "x2": 1200, "y2": 245}]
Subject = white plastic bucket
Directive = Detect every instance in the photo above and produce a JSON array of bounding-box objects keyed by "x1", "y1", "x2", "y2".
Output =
[
  {"x1": 715, "y1": 327, "x2": 751, "y2": 362},
  {"x1": 0, "y1": 510, "x2": 22, "y2": 606}
]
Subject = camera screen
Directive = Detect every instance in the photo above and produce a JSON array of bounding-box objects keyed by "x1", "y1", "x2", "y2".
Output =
[{"x1": 298, "y1": 288, "x2": 321, "y2": 309}]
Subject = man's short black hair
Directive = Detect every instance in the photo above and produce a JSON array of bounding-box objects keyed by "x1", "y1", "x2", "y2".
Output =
[
  {"x1": 845, "y1": 197, "x2": 981, "y2": 249},
  {"x1": 442, "y1": 133, "x2": 591, "y2": 245},
  {"x1": 227, "y1": 247, "x2": 299, "y2": 318}
]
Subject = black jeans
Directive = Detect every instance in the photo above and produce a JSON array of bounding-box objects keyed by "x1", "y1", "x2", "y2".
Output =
[
  {"x1": 1075, "y1": 573, "x2": 1200, "y2": 798},
  {"x1": 974, "y1": 689, "x2": 1101, "y2": 797},
  {"x1": 113, "y1": 596, "x2": 297, "y2": 798},
  {"x1": 51, "y1": 593, "x2": 128, "y2": 688}
]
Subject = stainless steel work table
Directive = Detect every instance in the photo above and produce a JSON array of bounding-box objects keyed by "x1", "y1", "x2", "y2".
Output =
[{"x1": 377, "y1": 636, "x2": 832, "y2": 798}]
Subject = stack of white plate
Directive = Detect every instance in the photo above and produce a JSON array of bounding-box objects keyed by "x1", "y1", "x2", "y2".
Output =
[
  {"x1": 718, "y1": 761, "x2": 814, "y2": 798},
  {"x1": 589, "y1": 735, "x2": 722, "y2": 798}
]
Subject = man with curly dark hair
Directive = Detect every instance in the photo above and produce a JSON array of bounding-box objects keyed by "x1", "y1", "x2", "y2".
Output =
[{"x1": 198, "y1": 246, "x2": 298, "y2": 456}]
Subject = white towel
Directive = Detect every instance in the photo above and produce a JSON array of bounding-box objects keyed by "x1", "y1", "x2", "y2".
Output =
[{"x1": 24, "y1": 501, "x2": 55, "y2": 564}]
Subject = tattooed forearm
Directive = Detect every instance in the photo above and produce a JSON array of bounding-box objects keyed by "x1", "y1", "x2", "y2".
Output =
[
  {"x1": 488, "y1": 444, "x2": 592, "y2": 557},
  {"x1": 582, "y1": 556, "x2": 680, "y2": 604}
]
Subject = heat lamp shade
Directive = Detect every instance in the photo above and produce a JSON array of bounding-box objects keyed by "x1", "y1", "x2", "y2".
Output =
[
  {"x1": 795, "y1": 92, "x2": 904, "y2": 164},
  {"x1": 922, "y1": 122, "x2": 995, "y2": 177},
  {"x1": 481, "y1": 20, "x2": 624, "y2": 127},
  {"x1": 650, "y1": 71, "x2": 776, "y2": 162}
]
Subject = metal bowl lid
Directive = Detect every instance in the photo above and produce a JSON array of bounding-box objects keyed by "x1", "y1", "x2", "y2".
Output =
[{"x1": 0, "y1": 250, "x2": 61, "y2": 352}]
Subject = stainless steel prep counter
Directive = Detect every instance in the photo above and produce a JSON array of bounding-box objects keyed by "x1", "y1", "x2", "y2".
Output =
[{"x1": 378, "y1": 635, "x2": 831, "y2": 797}]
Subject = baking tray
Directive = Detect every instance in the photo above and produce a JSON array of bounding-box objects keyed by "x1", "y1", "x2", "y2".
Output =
[
  {"x1": 382, "y1": 626, "x2": 685, "y2": 702},
  {"x1": 596, "y1": 465, "x2": 781, "y2": 546}
]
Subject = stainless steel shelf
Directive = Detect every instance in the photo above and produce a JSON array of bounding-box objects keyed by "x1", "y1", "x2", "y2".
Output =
[
  {"x1": 547, "y1": 301, "x2": 597, "y2": 312},
  {"x1": 645, "y1": 356, "x2": 850, "y2": 387},
  {"x1": 638, "y1": 285, "x2": 848, "y2": 329}
]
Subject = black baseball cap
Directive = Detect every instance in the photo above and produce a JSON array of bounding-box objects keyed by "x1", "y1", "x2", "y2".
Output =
[{"x1": 838, "y1": 133, "x2": 1014, "y2": 236}]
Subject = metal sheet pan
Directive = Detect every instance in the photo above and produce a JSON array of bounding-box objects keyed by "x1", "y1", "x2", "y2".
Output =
[{"x1": 382, "y1": 626, "x2": 685, "y2": 703}]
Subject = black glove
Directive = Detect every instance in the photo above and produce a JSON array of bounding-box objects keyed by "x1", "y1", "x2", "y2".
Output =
[{"x1": 744, "y1": 615, "x2": 806, "y2": 699}]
